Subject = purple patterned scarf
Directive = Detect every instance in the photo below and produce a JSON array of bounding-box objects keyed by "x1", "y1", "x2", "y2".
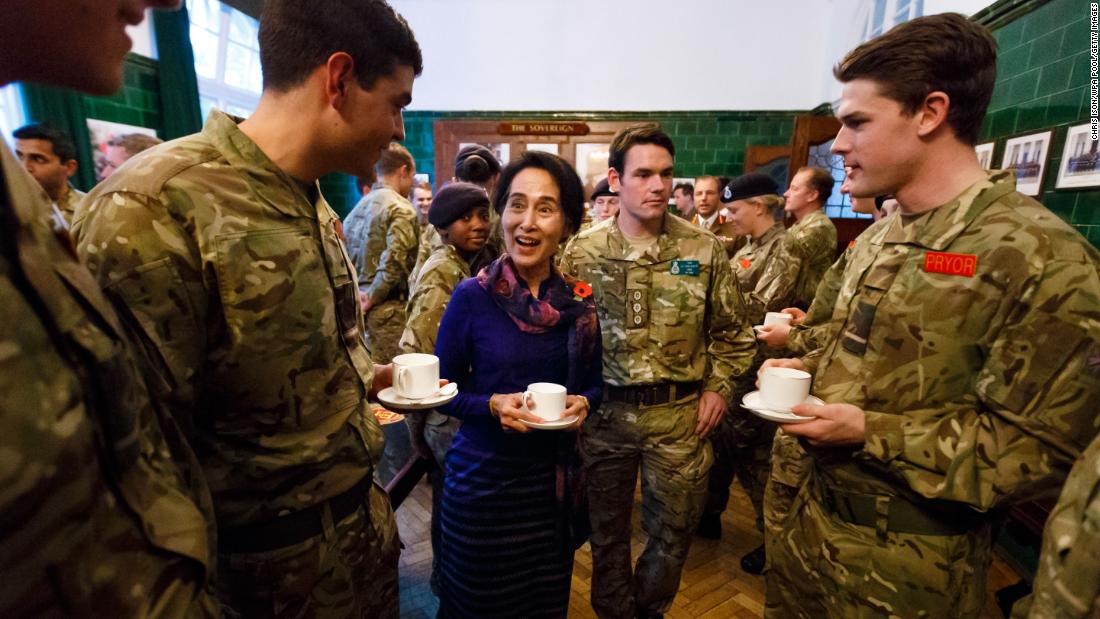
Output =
[{"x1": 477, "y1": 254, "x2": 598, "y2": 553}]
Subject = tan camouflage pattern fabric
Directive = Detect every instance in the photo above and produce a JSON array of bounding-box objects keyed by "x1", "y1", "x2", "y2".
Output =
[
  {"x1": 218, "y1": 482, "x2": 399, "y2": 619},
  {"x1": 581, "y1": 395, "x2": 713, "y2": 618},
  {"x1": 0, "y1": 141, "x2": 217, "y2": 617},
  {"x1": 55, "y1": 182, "x2": 85, "y2": 225},
  {"x1": 561, "y1": 213, "x2": 755, "y2": 617},
  {"x1": 1012, "y1": 428, "x2": 1100, "y2": 619},
  {"x1": 749, "y1": 208, "x2": 837, "y2": 316},
  {"x1": 71, "y1": 111, "x2": 395, "y2": 616},
  {"x1": 343, "y1": 184, "x2": 419, "y2": 363},
  {"x1": 732, "y1": 222, "x2": 786, "y2": 327},
  {"x1": 399, "y1": 242, "x2": 466, "y2": 462},
  {"x1": 766, "y1": 171, "x2": 1100, "y2": 618},
  {"x1": 559, "y1": 214, "x2": 756, "y2": 401},
  {"x1": 410, "y1": 222, "x2": 442, "y2": 286}
]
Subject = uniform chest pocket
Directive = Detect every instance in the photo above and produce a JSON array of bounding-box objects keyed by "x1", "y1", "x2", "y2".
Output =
[
  {"x1": 579, "y1": 262, "x2": 627, "y2": 328},
  {"x1": 215, "y1": 226, "x2": 328, "y2": 359},
  {"x1": 840, "y1": 252, "x2": 905, "y2": 357},
  {"x1": 651, "y1": 269, "x2": 707, "y2": 361}
]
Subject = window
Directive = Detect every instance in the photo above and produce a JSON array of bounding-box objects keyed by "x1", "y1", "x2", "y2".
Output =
[
  {"x1": 0, "y1": 84, "x2": 26, "y2": 149},
  {"x1": 862, "y1": 0, "x2": 923, "y2": 43},
  {"x1": 188, "y1": 0, "x2": 261, "y2": 118}
]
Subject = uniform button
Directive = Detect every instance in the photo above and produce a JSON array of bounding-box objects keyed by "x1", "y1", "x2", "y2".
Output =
[
  {"x1": 633, "y1": 291, "x2": 642, "y2": 300},
  {"x1": 634, "y1": 316, "x2": 643, "y2": 325},
  {"x1": 632, "y1": 303, "x2": 642, "y2": 312}
]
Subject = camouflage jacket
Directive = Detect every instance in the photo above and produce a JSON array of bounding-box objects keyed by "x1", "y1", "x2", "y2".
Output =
[
  {"x1": 72, "y1": 110, "x2": 380, "y2": 529},
  {"x1": 806, "y1": 171, "x2": 1100, "y2": 510},
  {"x1": 410, "y1": 223, "x2": 443, "y2": 287},
  {"x1": 1012, "y1": 428, "x2": 1100, "y2": 618},
  {"x1": 749, "y1": 208, "x2": 837, "y2": 314},
  {"x1": 559, "y1": 214, "x2": 756, "y2": 401},
  {"x1": 732, "y1": 222, "x2": 785, "y2": 325},
  {"x1": 343, "y1": 183, "x2": 419, "y2": 304},
  {"x1": 399, "y1": 242, "x2": 470, "y2": 357},
  {"x1": 786, "y1": 215, "x2": 895, "y2": 357},
  {"x1": 56, "y1": 182, "x2": 85, "y2": 224},
  {"x1": 1, "y1": 141, "x2": 216, "y2": 616}
]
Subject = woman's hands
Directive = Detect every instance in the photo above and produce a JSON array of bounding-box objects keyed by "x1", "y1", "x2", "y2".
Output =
[{"x1": 488, "y1": 393, "x2": 590, "y2": 432}]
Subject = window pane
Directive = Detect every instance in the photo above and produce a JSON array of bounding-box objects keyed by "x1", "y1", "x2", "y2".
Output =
[
  {"x1": 199, "y1": 95, "x2": 217, "y2": 122},
  {"x1": 188, "y1": 0, "x2": 221, "y2": 32},
  {"x1": 225, "y1": 102, "x2": 255, "y2": 118},
  {"x1": 190, "y1": 25, "x2": 220, "y2": 79},
  {"x1": 223, "y1": 41, "x2": 251, "y2": 90},
  {"x1": 247, "y1": 54, "x2": 263, "y2": 93},
  {"x1": 228, "y1": 9, "x2": 258, "y2": 47}
]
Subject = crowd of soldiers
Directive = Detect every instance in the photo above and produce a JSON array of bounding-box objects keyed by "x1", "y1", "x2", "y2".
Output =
[{"x1": 2, "y1": 1, "x2": 1100, "y2": 618}]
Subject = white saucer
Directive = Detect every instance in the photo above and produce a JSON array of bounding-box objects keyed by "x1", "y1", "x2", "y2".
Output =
[
  {"x1": 741, "y1": 391, "x2": 822, "y2": 424},
  {"x1": 753, "y1": 325, "x2": 766, "y2": 334},
  {"x1": 520, "y1": 415, "x2": 580, "y2": 430},
  {"x1": 377, "y1": 384, "x2": 458, "y2": 411}
]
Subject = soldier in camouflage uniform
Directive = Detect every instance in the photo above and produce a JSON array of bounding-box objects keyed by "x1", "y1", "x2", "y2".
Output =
[
  {"x1": 747, "y1": 166, "x2": 838, "y2": 317},
  {"x1": 0, "y1": 1, "x2": 218, "y2": 616},
  {"x1": 1011, "y1": 428, "x2": 1100, "y2": 619},
  {"x1": 344, "y1": 142, "x2": 420, "y2": 364},
  {"x1": 696, "y1": 174, "x2": 787, "y2": 570},
  {"x1": 763, "y1": 14, "x2": 1100, "y2": 618},
  {"x1": 398, "y1": 182, "x2": 490, "y2": 595},
  {"x1": 559, "y1": 125, "x2": 756, "y2": 619},
  {"x1": 12, "y1": 123, "x2": 87, "y2": 227},
  {"x1": 72, "y1": 2, "x2": 424, "y2": 616}
]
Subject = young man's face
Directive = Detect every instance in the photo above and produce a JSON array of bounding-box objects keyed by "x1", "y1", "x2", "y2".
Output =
[
  {"x1": 345, "y1": 65, "x2": 415, "y2": 179},
  {"x1": 413, "y1": 187, "x2": 433, "y2": 220},
  {"x1": 832, "y1": 78, "x2": 924, "y2": 199},
  {"x1": 5, "y1": 0, "x2": 179, "y2": 95},
  {"x1": 98, "y1": 144, "x2": 133, "y2": 180},
  {"x1": 693, "y1": 177, "x2": 721, "y2": 218},
  {"x1": 15, "y1": 138, "x2": 75, "y2": 199},
  {"x1": 592, "y1": 195, "x2": 620, "y2": 221},
  {"x1": 610, "y1": 144, "x2": 674, "y2": 225},
  {"x1": 440, "y1": 206, "x2": 490, "y2": 256}
]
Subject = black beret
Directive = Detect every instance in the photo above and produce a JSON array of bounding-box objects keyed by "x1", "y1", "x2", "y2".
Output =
[
  {"x1": 721, "y1": 173, "x2": 779, "y2": 203},
  {"x1": 454, "y1": 144, "x2": 502, "y2": 177},
  {"x1": 590, "y1": 178, "x2": 617, "y2": 200},
  {"x1": 428, "y1": 182, "x2": 490, "y2": 228}
]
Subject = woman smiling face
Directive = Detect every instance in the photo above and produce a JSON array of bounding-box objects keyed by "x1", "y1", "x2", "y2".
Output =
[{"x1": 501, "y1": 167, "x2": 566, "y2": 285}]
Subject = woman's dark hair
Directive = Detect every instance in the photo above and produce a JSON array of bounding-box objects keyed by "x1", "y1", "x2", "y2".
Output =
[
  {"x1": 492, "y1": 151, "x2": 585, "y2": 237},
  {"x1": 454, "y1": 144, "x2": 502, "y2": 185}
]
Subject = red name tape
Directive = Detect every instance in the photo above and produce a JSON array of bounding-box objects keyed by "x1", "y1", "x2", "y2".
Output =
[{"x1": 923, "y1": 251, "x2": 977, "y2": 277}]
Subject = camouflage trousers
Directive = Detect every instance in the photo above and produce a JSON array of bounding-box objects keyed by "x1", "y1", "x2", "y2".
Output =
[
  {"x1": 704, "y1": 406, "x2": 776, "y2": 533},
  {"x1": 218, "y1": 482, "x2": 400, "y2": 618},
  {"x1": 365, "y1": 299, "x2": 407, "y2": 364},
  {"x1": 583, "y1": 393, "x2": 713, "y2": 619},
  {"x1": 763, "y1": 465, "x2": 994, "y2": 618}
]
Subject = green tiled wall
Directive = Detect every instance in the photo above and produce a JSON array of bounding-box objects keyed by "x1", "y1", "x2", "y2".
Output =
[
  {"x1": 83, "y1": 55, "x2": 162, "y2": 130},
  {"x1": 402, "y1": 110, "x2": 800, "y2": 188},
  {"x1": 980, "y1": 0, "x2": 1100, "y2": 247}
]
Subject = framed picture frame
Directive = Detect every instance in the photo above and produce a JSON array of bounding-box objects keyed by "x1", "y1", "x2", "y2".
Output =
[
  {"x1": 1000, "y1": 130, "x2": 1052, "y2": 196},
  {"x1": 86, "y1": 118, "x2": 158, "y2": 182},
  {"x1": 974, "y1": 141, "x2": 994, "y2": 170},
  {"x1": 1055, "y1": 122, "x2": 1100, "y2": 189}
]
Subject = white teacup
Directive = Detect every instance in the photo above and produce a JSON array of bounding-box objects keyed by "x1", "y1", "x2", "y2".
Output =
[
  {"x1": 523, "y1": 382, "x2": 567, "y2": 421},
  {"x1": 393, "y1": 353, "x2": 440, "y2": 399},
  {"x1": 759, "y1": 367, "x2": 811, "y2": 412},
  {"x1": 763, "y1": 312, "x2": 794, "y2": 327}
]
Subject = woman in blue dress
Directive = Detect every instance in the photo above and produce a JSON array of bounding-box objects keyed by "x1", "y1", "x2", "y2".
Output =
[{"x1": 434, "y1": 151, "x2": 603, "y2": 618}]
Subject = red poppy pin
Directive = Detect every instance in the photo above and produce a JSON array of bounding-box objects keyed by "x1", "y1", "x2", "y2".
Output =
[
  {"x1": 739, "y1": 259, "x2": 751, "y2": 269},
  {"x1": 573, "y1": 281, "x2": 593, "y2": 301}
]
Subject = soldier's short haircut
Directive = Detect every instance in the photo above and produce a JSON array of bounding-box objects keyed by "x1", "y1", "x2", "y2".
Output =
[
  {"x1": 694, "y1": 176, "x2": 721, "y2": 191},
  {"x1": 376, "y1": 143, "x2": 415, "y2": 176},
  {"x1": 493, "y1": 150, "x2": 585, "y2": 236},
  {"x1": 258, "y1": 0, "x2": 423, "y2": 92},
  {"x1": 609, "y1": 124, "x2": 675, "y2": 175},
  {"x1": 107, "y1": 133, "x2": 163, "y2": 156},
  {"x1": 834, "y1": 12, "x2": 996, "y2": 145},
  {"x1": 13, "y1": 123, "x2": 77, "y2": 162},
  {"x1": 799, "y1": 166, "x2": 834, "y2": 205},
  {"x1": 673, "y1": 182, "x2": 693, "y2": 197}
]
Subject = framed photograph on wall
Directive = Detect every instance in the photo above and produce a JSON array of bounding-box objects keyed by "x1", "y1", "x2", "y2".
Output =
[
  {"x1": 974, "y1": 142, "x2": 994, "y2": 170},
  {"x1": 86, "y1": 118, "x2": 158, "y2": 182},
  {"x1": 1055, "y1": 123, "x2": 1100, "y2": 189},
  {"x1": 1000, "y1": 130, "x2": 1052, "y2": 196}
]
